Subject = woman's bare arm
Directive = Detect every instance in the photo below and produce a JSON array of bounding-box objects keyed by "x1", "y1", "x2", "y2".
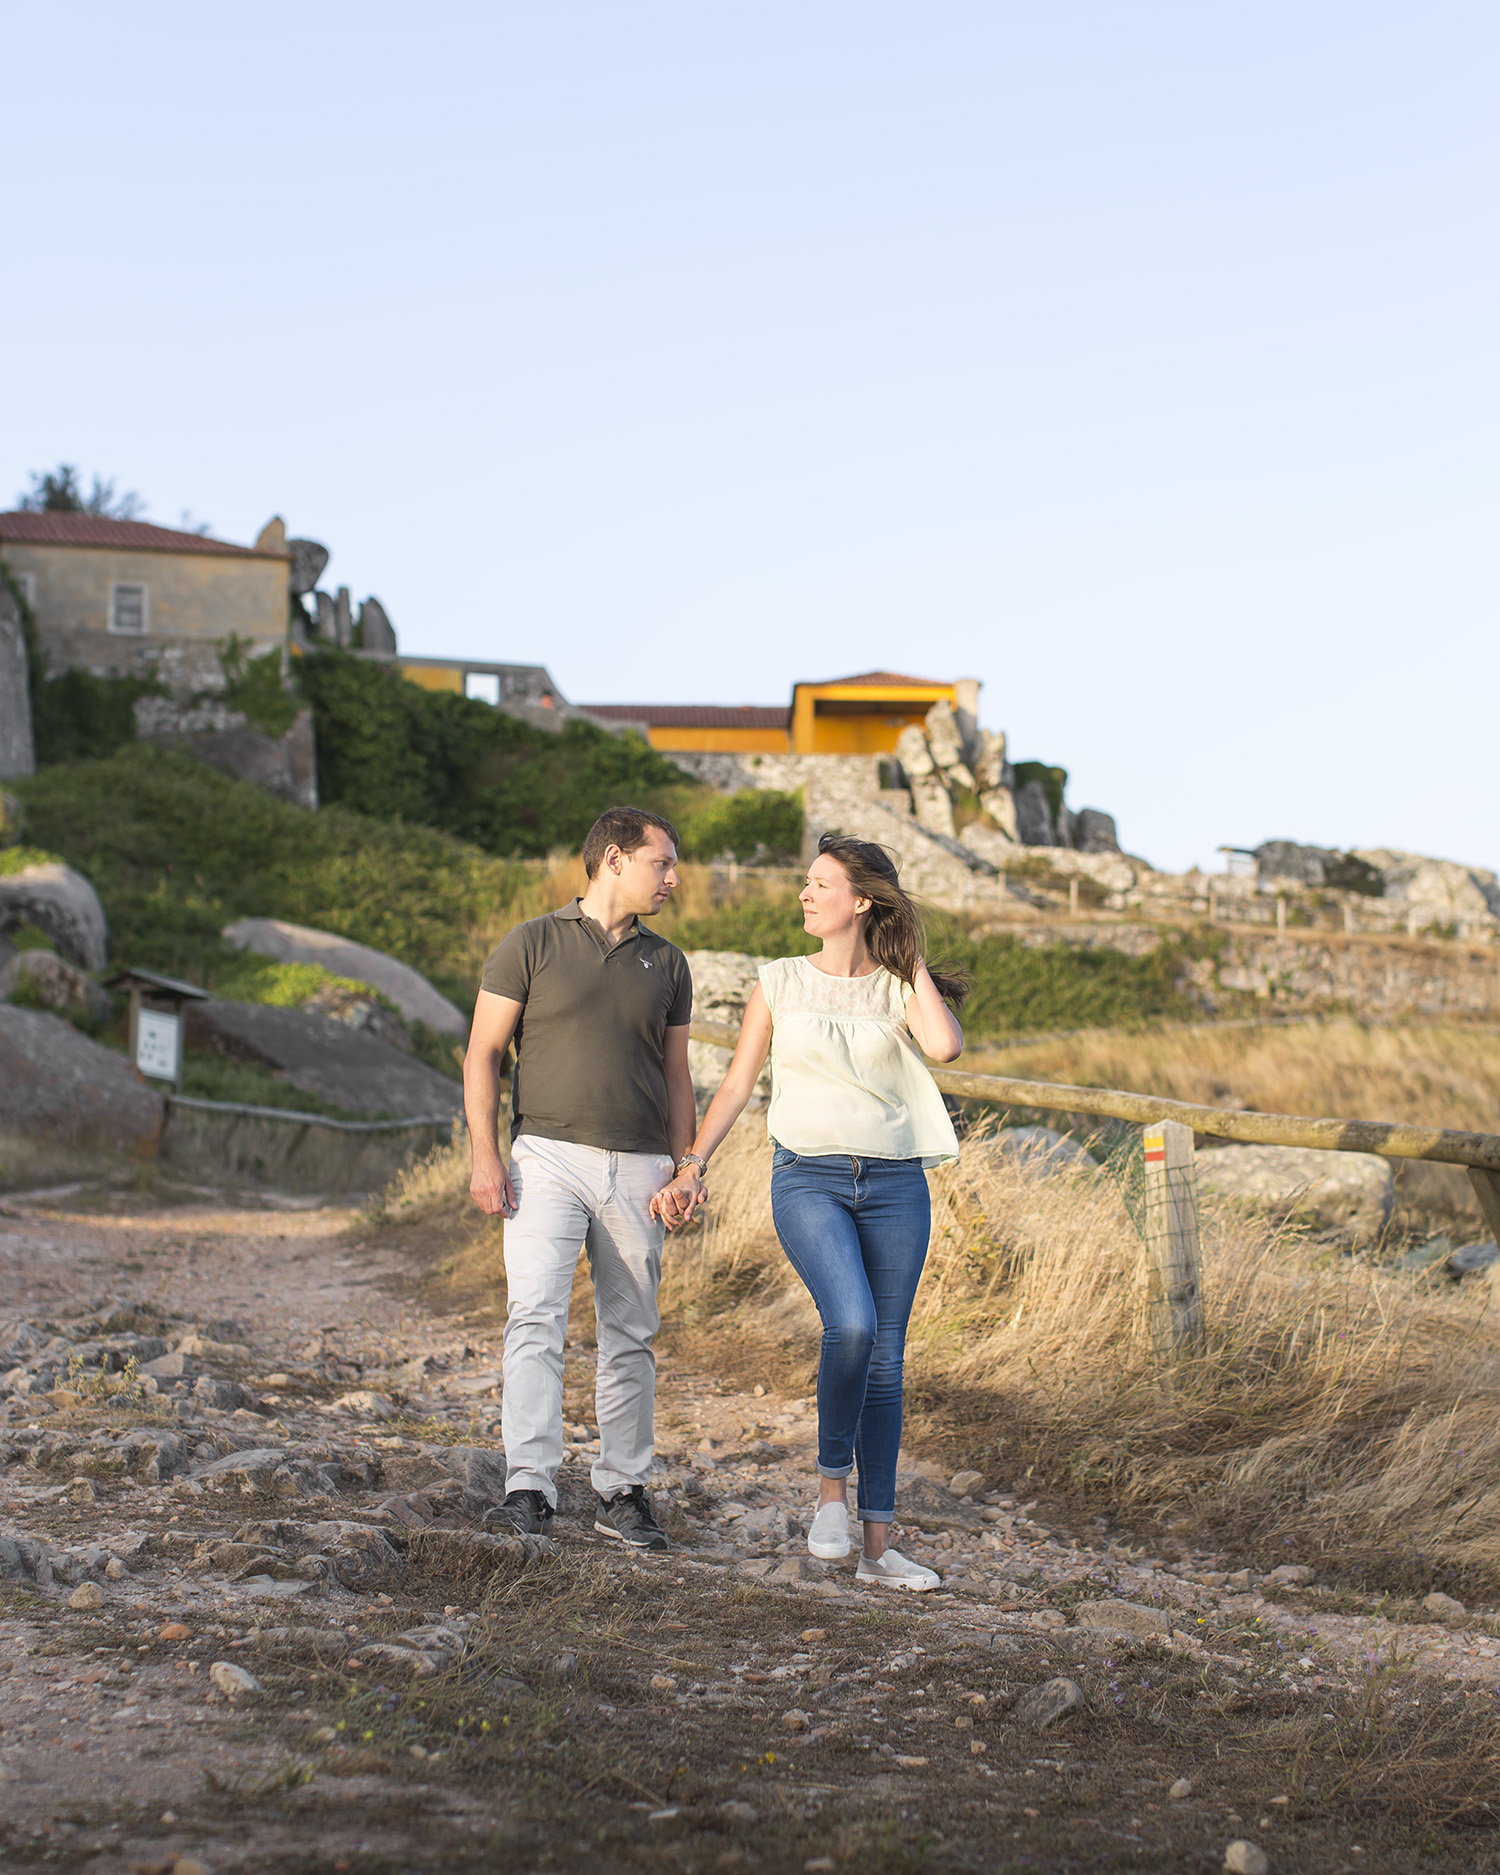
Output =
[
  {"x1": 904, "y1": 959, "x2": 964, "y2": 1062},
  {"x1": 651, "y1": 983, "x2": 774, "y2": 1226}
]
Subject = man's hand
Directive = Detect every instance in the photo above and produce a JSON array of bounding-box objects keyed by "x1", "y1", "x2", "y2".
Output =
[
  {"x1": 649, "y1": 1169, "x2": 707, "y2": 1230},
  {"x1": 470, "y1": 1155, "x2": 517, "y2": 1218}
]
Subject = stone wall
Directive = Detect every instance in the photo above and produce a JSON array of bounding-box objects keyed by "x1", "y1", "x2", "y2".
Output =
[{"x1": 0, "y1": 585, "x2": 34, "y2": 780}]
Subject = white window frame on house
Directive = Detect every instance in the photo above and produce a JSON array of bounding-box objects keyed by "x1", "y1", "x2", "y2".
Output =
[
  {"x1": 9, "y1": 572, "x2": 36, "y2": 609},
  {"x1": 108, "y1": 581, "x2": 150, "y2": 634}
]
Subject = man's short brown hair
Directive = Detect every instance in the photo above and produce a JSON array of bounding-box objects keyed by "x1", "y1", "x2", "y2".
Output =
[{"x1": 581, "y1": 806, "x2": 680, "y2": 880}]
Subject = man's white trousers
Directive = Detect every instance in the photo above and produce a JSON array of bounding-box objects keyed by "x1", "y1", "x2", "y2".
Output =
[{"x1": 501, "y1": 1135, "x2": 672, "y2": 1506}]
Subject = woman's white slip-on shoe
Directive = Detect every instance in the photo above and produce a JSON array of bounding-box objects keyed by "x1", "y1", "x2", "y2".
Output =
[
  {"x1": 855, "y1": 1547, "x2": 941, "y2": 1592},
  {"x1": 807, "y1": 1499, "x2": 852, "y2": 1559}
]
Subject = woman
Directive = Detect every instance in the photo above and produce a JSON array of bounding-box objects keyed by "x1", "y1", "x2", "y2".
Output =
[{"x1": 651, "y1": 833, "x2": 968, "y2": 1590}]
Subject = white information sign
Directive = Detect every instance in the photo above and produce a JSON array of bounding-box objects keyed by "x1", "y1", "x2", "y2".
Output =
[{"x1": 136, "y1": 1008, "x2": 180, "y2": 1082}]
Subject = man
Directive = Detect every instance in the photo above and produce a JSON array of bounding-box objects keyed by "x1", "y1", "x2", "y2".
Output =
[{"x1": 465, "y1": 806, "x2": 698, "y2": 1550}]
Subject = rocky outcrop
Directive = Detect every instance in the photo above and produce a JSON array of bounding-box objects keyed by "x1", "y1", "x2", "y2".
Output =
[
  {"x1": 134, "y1": 697, "x2": 318, "y2": 810},
  {"x1": 1196, "y1": 1144, "x2": 1394, "y2": 1240},
  {"x1": 185, "y1": 1000, "x2": 464, "y2": 1120},
  {"x1": 357, "y1": 597, "x2": 396, "y2": 656},
  {"x1": 0, "y1": 861, "x2": 108, "y2": 971},
  {"x1": 222, "y1": 918, "x2": 466, "y2": 1035},
  {"x1": 0, "y1": 1006, "x2": 164, "y2": 1156},
  {"x1": 0, "y1": 583, "x2": 34, "y2": 780},
  {"x1": 0, "y1": 951, "x2": 111, "y2": 1024}
]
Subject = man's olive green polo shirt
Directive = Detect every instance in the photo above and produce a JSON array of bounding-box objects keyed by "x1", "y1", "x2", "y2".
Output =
[{"x1": 480, "y1": 899, "x2": 693, "y2": 1154}]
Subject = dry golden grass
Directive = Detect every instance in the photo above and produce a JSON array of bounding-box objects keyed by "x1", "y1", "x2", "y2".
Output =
[
  {"x1": 658, "y1": 1112, "x2": 1500, "y2": 1595},
  {"x1": 368, "y1": 1017, "x2": 1500, "y2": 1595},
  {"x1": 970, "y1": 1017, "x2": 1500, "y2": 1136}
]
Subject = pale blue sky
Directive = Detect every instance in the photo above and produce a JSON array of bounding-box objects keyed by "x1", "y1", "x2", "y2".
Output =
[{"x1": 5, "y1": 4, "x2": 1495, "y2": 874}]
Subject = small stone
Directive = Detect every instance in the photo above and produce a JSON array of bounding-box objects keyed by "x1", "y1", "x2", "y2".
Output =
[
  {"x1": 893, "y1": 1754, "x2": 928, "y2": 1767},
  {"x1": 799, "y1": 1629, "x2": 827, "y2": 1643},
  {"x1": 780, "y1": 1707, "x2": 812, "y2": 1732},
  {"x1": 650, "y1": 1673, "x2": 676, "y2": 1692},
  {"x1": 1423, "y1": 1591, "x2": 1466, "y2": 1622},
  {"x1": 1263, "y1": 1564, "x2": 1314, "y2": 1588},
  {"x1": 160, "y1": 1622, "x2": 192, "y2": 1642},
  {"x1": 1169, "y1": 1777, "x2": 1192, "y2": 1798},
  {"x1": 1225, "y1": 1569, "x2": 1255, "y2": 1591},
  {"x1": 970, "y1": 1739, "x2": 987, "y2": 1755},
  {"x1": 1073, "y1": 1598, "x2": 1171, "y2": 1638},
  {"x1": 1012, "y1": 1677, "x2": 1086, "y2": 1730},
  {"x1": 805, "y1": 1860, "x2": 836, "y2": 1873},
  {"x1": 67, "y1": 1476, "x2": 96, "y2": 1503},
  {"x1": 954, "y1": 1713, "x2": 973, "y2": 1729},
  {"x1": 174, "y1": 1860, "x2": 213, "y2": 1875},
  {"x1": 67, "y1": 1582, "x2": 103, "y2": 1610},
  {"x1": 753, "y1": 1384, "x2": 766, "y2": 1397},
  {"x1": 1224, "y1": 1842, "x2": 1270, "y2": 1875},
  {"x1": 719, "y1": 1801, "x2": 758, "y2": 1824},
  {"x1": 104, "y1": 1556, "x2": 126, "y2": 1580},
  {"x1": 949, "y1": 1470, "x2": 986, "y2": 1498},
  {"x1": 647, "y1": 1807, "x2": 680, "y2": 1822},
  {"x1": 209, "y1": 1660, "x2": 262, "y2": 1700},
  {"x1": 544, "y1": 1650, "x2": 577, "y2": 1682},
  {"x1": 309, "y1": 1725, "x2": 337, "y2": 1743}
]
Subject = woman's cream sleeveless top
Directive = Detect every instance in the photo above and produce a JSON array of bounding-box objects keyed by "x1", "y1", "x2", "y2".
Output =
[{"x1": 758, "y1": 955, "x2": 958, "y2": 1167}]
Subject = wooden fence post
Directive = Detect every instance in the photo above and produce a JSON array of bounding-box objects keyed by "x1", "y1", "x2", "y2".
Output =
[
  {"x1": 1469, "y1": 1167, "x2": 1500, "y2": 1248},
  {"x1": 1142, "y1": 1120, "x2": 1205, "y2": 1363}
]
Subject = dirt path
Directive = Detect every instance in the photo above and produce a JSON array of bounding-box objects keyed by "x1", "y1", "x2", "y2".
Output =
[{"x1": 1, "y1": 1184, "x2": 1497, "y2": 1873}]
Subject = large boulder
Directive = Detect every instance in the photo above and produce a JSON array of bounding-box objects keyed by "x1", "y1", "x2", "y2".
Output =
[
  {"x1": 0, "y1": 861, "x2": 108, "y2": 971},
  {"x1": 357, "y1": 597, "x2": 397, "y2": 656},
  {"x1": 222, "y1": 918, "x2": 466, "y2": 1035},
  {"x1": 185, "y1": 1000, "x2": 464, "y2": 1120},
  {"x1": 1072, "y1": 809, "x2": 1120, "y2": 855},
  {"x1": 1196, "y1": 1144, "x2": 1394, "y2": 1240},
  {"x1": 286, "y1": 538, "x2": 330, "y2": 597},
  {"x1": 0, "y1": 1006, "x2": 163, "y2": 1156},
  {"x1": 682, "y1": 950, "x2": 770, "y2": 1113},
  {"x1": 1014, "y1": 779, "x2": 1057, "y2": 846},
  {"x1": 0, "y1": 585, "x2": 34, "y2": 780}
]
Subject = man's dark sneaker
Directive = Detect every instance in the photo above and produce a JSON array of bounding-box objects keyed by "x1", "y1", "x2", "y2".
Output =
[
  {"x1": 594, "y1": 1485, "x2": 669, "y2": 1551},
  {"x1": 483, "y1": 1490, "x2": 554, "y2": 1537}
]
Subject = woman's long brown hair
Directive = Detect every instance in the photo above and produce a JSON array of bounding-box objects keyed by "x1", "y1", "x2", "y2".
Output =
[{"x1": 815, "y1": 833, "x2": 972, "y2": 1007}]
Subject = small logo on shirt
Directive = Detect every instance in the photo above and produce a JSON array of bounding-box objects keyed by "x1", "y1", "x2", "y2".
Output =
[{"x1": 641, "y1": 959, "x2": 653, "y2": 969}]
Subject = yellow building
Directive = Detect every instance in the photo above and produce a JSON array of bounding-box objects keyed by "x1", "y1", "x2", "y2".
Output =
[
  {"x1": 0, "y1": 510, "x2": 290, "y2": 685},
  {"x1": 583, "y1": 671, "x2": 965, "y2": 756}
]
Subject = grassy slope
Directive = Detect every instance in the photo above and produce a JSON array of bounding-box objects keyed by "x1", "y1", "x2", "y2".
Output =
[{"x1": 12, "y1": 747, "x2": 1214, "y2": 1041}]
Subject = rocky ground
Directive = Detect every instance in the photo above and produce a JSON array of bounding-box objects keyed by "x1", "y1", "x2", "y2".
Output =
[{"x1": 2, "y1": 1184, "x2": 1499, "y2": 1873}]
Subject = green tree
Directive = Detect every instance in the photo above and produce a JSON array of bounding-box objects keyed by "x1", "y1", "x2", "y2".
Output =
[{"x1": 18, "y1": 464, "x2": 145, "y2": 519}]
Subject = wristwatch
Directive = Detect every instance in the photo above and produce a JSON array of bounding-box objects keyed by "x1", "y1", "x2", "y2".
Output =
[{"x1": 676, "y1": 1152, "x2": 708, "y2": 1177}]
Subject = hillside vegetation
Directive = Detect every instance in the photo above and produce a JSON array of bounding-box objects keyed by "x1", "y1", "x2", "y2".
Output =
[{"x1": 12, "y1": 749, "x2": 1216, "y2": 1038}]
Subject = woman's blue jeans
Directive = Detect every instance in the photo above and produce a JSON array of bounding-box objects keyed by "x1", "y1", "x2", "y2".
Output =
[{"x1": 770, "y1": 1145, "x2": 930, "y2": 1524}]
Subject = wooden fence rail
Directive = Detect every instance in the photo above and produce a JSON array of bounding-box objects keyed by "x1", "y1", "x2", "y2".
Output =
[{"x1": 687, "y1": 1019, "x2": 1500, "y2": 1243}]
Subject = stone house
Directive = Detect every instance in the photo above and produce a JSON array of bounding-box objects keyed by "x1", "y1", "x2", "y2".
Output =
[{"x1": 0, "y1": 510, "x2": 290, "y2": 692}]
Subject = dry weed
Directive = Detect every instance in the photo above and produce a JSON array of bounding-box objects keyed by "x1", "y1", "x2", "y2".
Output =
[{"x1": 659, "y1": 1115, "x2": 1500, "y2": 1595}]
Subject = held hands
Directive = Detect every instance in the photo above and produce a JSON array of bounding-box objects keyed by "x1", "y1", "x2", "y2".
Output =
[
  {"x1": 469, "y1": 1156, "x2": 517, "y2": 1218},
  {"x1": 649, "y1": 1167, "x2": 708, "y2": 1230}
]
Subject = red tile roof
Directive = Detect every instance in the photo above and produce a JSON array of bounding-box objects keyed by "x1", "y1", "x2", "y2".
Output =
[
  {"x1": 583, "y1": 703, "x2": 791, "y2": 729},
  {"x1": 816, "y1": 671, "x2": 944, "y2": 687},
  {"x1": 0, "y1": 512, "x2": 287, "y2": 558}
]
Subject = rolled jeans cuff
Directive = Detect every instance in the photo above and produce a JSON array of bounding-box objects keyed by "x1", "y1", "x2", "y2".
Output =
[
  {"x1": 856, "y1": 1508, "x2": 894, "y2": 1525},
  {"x1": 816, "y1": 1461, "x2": 854, "y2": 1480}
]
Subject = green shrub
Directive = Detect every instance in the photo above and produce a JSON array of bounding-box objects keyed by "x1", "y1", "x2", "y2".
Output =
[
  {"x1": 676, "y1": 790, "x2": 802, "y2": 864},
  {"x1": 31, "y1": 669, "x2": 162, "y2": 766},
  {"x1": 11, "y1": 744, "x2": 522, "y2": 1005},
  {"x1": 218, "y1": 637, "x2": 300, "y2": 738},
  {"x1": 295, "y1": 649, "x2": 698, "y2": 856},
  {"x1": 0, "y1": 846, "x2": 63, "y2": 877}
]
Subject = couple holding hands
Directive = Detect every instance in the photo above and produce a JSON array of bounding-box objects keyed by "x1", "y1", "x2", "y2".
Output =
[{"x1": 465, "y1": 806, "x2": 968, "y2": 1588}]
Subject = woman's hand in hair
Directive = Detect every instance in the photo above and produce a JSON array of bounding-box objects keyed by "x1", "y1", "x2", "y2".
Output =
[{"x1": 905, "y1": 958, "x2": 964, "y2": 1062}]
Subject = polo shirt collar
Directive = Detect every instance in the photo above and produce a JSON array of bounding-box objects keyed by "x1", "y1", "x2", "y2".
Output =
[{"x1": 556, "y1": 897, "x2": 648, "y2": 950}]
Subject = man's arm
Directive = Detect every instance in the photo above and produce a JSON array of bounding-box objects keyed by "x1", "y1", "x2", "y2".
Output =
[
  {"x1": 464, "y1": 989, "x2": 524, "y2": 1216},
  {"x1": 663, "y1": 1023, "x2": 696, "y2": 1168}
]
